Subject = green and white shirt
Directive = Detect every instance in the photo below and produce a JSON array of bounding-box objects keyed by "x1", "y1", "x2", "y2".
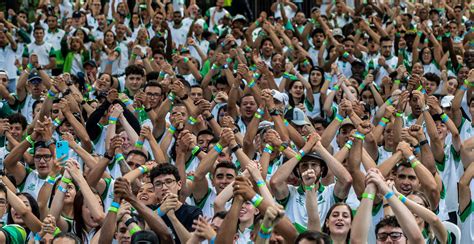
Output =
[
  {"x1": 186, "y1": 186, "x2": 231, "y2": 219},
  {"x1": 1, "y1": 224, "x2": 27, "y2": 244},
  {"x1": 459, "y1": 189, "x2": 473, "y2": 243},
  {"x1": 17, "y1": 168, "x2": 49, "y2": 200},
  {"x1": 277, "y1": 183, "x2": 338, "y2": 233},
  {"x1": 436, "y1": 145, "x2": 461, "y2": 217}
]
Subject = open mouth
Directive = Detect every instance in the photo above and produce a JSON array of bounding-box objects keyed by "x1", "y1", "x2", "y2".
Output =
[{"x1": 139, "y1": 194, "x2": 149, "y2": 201}]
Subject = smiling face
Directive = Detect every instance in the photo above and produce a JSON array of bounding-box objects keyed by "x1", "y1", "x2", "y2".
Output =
[
  {"x1": 212, "y1": 167, "x2": 236, "y2": 194},
  {"x1": 137, "y1": 182, "x2": 156, "y2": 205},
  {"x1": 290, "y1": 81, "x2": 304, "y2": 99},
  {"x1": 239, "y1": 201, "x2": 259, "y2": 222},
  {"x1": 326, "y1": 204, "x2": 352, "y2": 237},
  {"x1": 240, "y1": 96, "x2": 258, "y2": 119},
  {"x1": 395, "y1": 166, "x2": 419, "y2": 196}
]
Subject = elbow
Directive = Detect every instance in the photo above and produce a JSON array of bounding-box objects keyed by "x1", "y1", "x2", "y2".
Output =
[
  {"x1": 94, "y1": 212, "x2": 106, "y2": 224},
  {"x1": 342, "y1": 175, "x2": 353, "y2": 188}
]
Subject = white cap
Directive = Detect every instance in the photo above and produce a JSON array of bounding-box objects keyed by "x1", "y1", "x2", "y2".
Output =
[
  {"x1": 440, "y1": 95, "x2": 455, "y2": 108},
  {"x1": 272, "y1": 89, "x2": 289, "y2": 108}
]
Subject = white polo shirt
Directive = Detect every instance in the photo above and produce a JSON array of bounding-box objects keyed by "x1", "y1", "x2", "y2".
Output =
[{"x1": 0, "y1": 43, "x2": 18, "y2": 80}]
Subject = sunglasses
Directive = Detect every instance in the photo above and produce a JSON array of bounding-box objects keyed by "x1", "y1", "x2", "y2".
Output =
[{"x1": 376, "y1": 232, "x2": 404, "y2": 241}]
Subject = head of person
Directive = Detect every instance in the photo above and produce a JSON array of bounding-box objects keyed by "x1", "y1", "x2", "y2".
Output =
[
  {"x1": 408, "y1": 191, "x2": 431, "y2": 231},
  {"x1": 170, "y1": 103, "x2": 188, "y2": 130},
  {"x1": 212, "y1": 161, "x2": 237, "y2": 194},
  {"x1": 408, "y1": 92, "x2": 423, "y2": 117},
  {"x1": 380, "y1": 36, "x2": 393, "y2": 58},
  {"x1": 7, "y1": 113, "x2": 27, "y2": 142},
  {"x1": 420, "y1": 47, "x2": 433, "y2": 64},
  {"x1": 336, "y1": 119, "x2": 355, "y2": 148},
  {"x1": 394, "y1": 162, "x2": 419, "y2": 196},
  {"x1": 211, "y1": 211, "x2": 227, "y2": 232},
  {"x1": 190, "y1": 85, "x2": 204, "y2": 102},
  {"x1": 33, "y1": 142, "x2": 54, "y2": 177},
  {"x1": 322, "y1": 203, "x2": 353, "y2": 240},
  {"x1": 27, "y1": 70, "x2": 45, "y2": 97},
  {"x1": 126, "y1": 150, "x2": 148, "y2": 169},
  {"x1": 382, "y1": 122, "x2": 397, "y2": 148},
  {"x1": 8, "y1": 193, "x2": 40, "y2": 227},
  {"x1": 260, "y1": 38, "x2": 275, "y2": 57},
  {"x1": 411, "y1": 62, "x2": 424, "y2": 76},
  {"x1": 0, "y1": 184, "x2": 7, "y2": 217},
  {"x1": 294, "y1": 153, "x2": 328, "y2": 183},
  {"x1": 73, "y1": 190, "x2": 104, "y2": 242},
  {"x1": 104, "y1": 30, "x2": 116, "y2": 46},
  {"x1": 131, "y1": 230, "x2": 159, "y2": 244},
  {"x1": 445, "y1": 77, "x2": 458, "y2": 95},
  {"x1": 46, "y1": 14, "x2": 58, "y2": 30},
  {"x1": 422, "y1": 73, "x2": 440, "y2": 95},
  {"x1": 125, "y1": 65, "x2": 145, "y2": 93},
  {"x1": 95, "y1": 73, "x2": 114, "y2": 92},
  {"x1": 32, "y1": 100, "x2": 44, "y2": 119},
  {"x1": 197, "y1": 130, "x2": 215, "y2": 152},
  {"x1": 271, "y1": 53, "x2": 285, "y2": 73},
  {"x1": 457, "y1": 65, "x2": 470, "y2": 82},
  {"x1": 173, "y1": 11, "x2": 183, "y2": 25},
  {"x1": 311, "y1": 28, "x2": 325, "y2": 48},
  {"x1": 33, "y1": 25, "x2": 45, "y2": 42},
  {"x1": 137, "y1": 182, "x2": 156, "y2": 206},
  {"x1": 115, "y1": 217, "x2": 132, "y2": 243},
  {"x1": 310, "y1": 117, "x2": 328, "y2": 136},
  {"x1": 295, "y1": 231, "x2": 331, "y2": 244},
  {"x1": 432, "y1": 114, "x2": 449, "y2": 140},
  {"x1": 52, "y1": 232, "x2": 81, "y2": 244},
  {"x1": 150, "y1": 163, "x2": 181, "y2": 202},
  {"x1": 215, "y1": 77, "x2": 230, "y2": 94},
  {"x1": 144, "y1": 81, "x2": 163, "y2": 108},
  {"x1": 239, "y1": 200, "x2": 259, "y2": 224},
  {"x1": 463, "y1": 48, "x2": 474, "y2": 69},
  {"x1": 375, "y1": 216, "x2": 407, "y2": 244},
  {"x1": 342, "y1": 37, "x2": 355, "y2": 55},
  {"x1": 288, "y1": 80, "x2": 305, "y2": 104},
  {"x1": 239, "y1": 94, "x2": 258, "y2": 120}
]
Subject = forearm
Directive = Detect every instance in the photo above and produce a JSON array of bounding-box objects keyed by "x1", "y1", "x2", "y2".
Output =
[
  {"x1": 129, "y1": 197, "x2": 173, "y2": 242},
  {"x1": 98, "y1": 198, "x2": 119, "y2": 244},
  {"x1": 86, "y1": 158, "x2": 110, "y2": 188},
  {"x1": 169, "y1": 213, "x2": 192, "y2": 243},
  {"x1": 306, "y1": 190, "x2": 320, "y2": 231},
  {"x1": 215, "y1": 197, "x2": 243, "y2": 243}
]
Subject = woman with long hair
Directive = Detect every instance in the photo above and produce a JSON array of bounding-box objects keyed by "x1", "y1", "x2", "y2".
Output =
[{"x1": 321, "y1": 203, "x2": 353, "y2": 244}]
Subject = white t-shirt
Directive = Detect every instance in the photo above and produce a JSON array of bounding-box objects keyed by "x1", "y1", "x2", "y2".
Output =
[{"x1": 206, "y1": 7, "x2": 230, "y2": 31}]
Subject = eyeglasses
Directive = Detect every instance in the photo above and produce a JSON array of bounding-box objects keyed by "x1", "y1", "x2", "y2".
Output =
[
  {"x1": 376, "y1": 232, "x2": 404, "y2": 241},
  {"x1": 154, "y1": 179, "x2": 176, "y2": 189},
  {"x1": 34, "y1": 154, "x2": 52, "y2": 161}
]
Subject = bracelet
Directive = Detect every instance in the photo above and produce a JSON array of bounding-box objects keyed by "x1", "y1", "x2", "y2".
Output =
[
  {"x1": 384, "y1": 191, "x2": 395, "y2": 200},
  {"x1": 260, "y1": 223, "x2": 273, "y2": 234},
  {"x1": 167, "y1": 92, "x2": 176, "y2": 102},
  {"x1": 254, "y1": 112, "x2": 262, "y2": 119},
  {"x1": 353, "y1": 132, "x2": 365, "y2": 140},
  {"x1": 46, "y1": 176, "x2": 56, "y2": 185},
  {"x1": 52, "y1": 118, "x2": 62, "y2": 127},
  {"x1": 460, "y1": 85, "x2": 468, "y2": 91},
  {"x1": 298, "y1": 149, "x2": 306, "y2": 158},
  {"x1": 61, "y1": 177, "x2": 73, "y2": 184},
  {"x1": 122, "y1": 99, "x2": 133, "y2": 107},
  {"x1": 398, "y1": 194, "x2": 407, "y2": 204},
  {"x1": 47, "y1": 90, "x2": 56, "y2": 99},
  {"x1": 191, "y1": 146, "x2": 201, "y2": 156},
  {"x1": 283, "y1": 119, "x2": 289, "y2": 127},
  {"x1": 279, "y1": 143, "x2": 288, "y2": 152},
  {"x1": 304, "y1": 184, "x2": 316, "y2": 191},
  {"x1": 108, "y1": 116, "x2": 118, "y2": 124},
  {"x1": 440, "y1": 113, "x2": 449, "y2": 123},
  {"x1": 385, "y1": 98, "x2": 393, "y2": 106},
  {"x1": 34, "y1": 233, "x2": 42, "y2": 241},
  {"x1": 362, "y1": 192, "x2": 375, "y2": 200},
  {"x1": 248, "y1": 79, "x2": 256, "y2": 88},
  {"x1": 111, "y1": 201, "x2": 120, "y2": 208},
  {"x1": 395, "y1": 112, "x2": 403, "y2": 117},
  {"x1": 256, "y1": 180, "x2": 265, "y2": 187},
  {"x1": 108, "y1": 206, "x2": 119, "y2": 213},
  {"x1": 230, "y1": 144, "x2": 241, "y2": 153},
  {"x1": 332, "y1": 85, "x2": 340, "y2": 91},
  {"x1": 115, "y1": 153, "x2": 125, "y2": 162},
  {"x1": 414, "y1": 146, "x2": 421, "y2": 155},
  {"x1": 159, "y1": 71, "x2": 166, "y2": 78},
  {"x1": 408, "y1": 154, "x2": 416, "y2": 162},
  {"x1": 335, "y1": 114, "x2": 344, "y2": 122},
  {"x1": 378, "y1": 121, "x2": 387, "y2": 127},
  {"x1": 129, "y1": 225, "x2": 142, "y2": 236},
  {"x1": 295, "y1": 153, "x2": 303, "y2": 161},
  {"x1": 157, "y1": 207, "x2": 165, "y2": 217},
  {"x1": 250, "y1": 194, "x2": 263, "y2": 208},
  {"x1": 344, "y1": 140, "x2": 353, "y2": 150},
  {"x1": 183, "y1": 57, "x2": 189, "y2": 63},
  {"x1": 26, "y1": 135, "x2": 35, "y2": 146},
  {"x1": 214, "y1": 143, "x2": 223, "y2": 154},
  {"x1": 54, "y1": 227, "x2": 61, "y2": 237},
  {"x1": 411, "y1": 160, "x2": 420, "y2": 169},
  {"x1": 187, "y1": 116, "x2": 198, "y2": 125},
  {"x1": 381, "y1": 117, "x2": 390, "y2": 123},
  {"x1": 135, "y1": 140, "x2": 144, "y2": 148},
  {"x1": 258, "y1": 231, "x2": 271, "y2": 239},
  {"x1": 139, "y1": 165, "x2": 149, "y2": 174},
  {"x1": 394, "y1": 79, "x2": 401, "y2": 85},
  {"x1": 419, "y1": 140, "x2": 429, "y2": 146},
  {"x1": 125, "y1": 218, "x2": 137, "y2": 227},
  {"x1": 264, "y1": 144, "x2": 274, "y2": 154},
  {"x1": 210, "y1": 236, "x2": 216, "y2": 244},
  {"x1": 168, "y1": 125, "x2": 176, "y2": 135},
  {"x1": 58, "y1": 185, "x2": 67, "y2": 193},
  {"x1": 359, "y1": 83, "x2": 366, "y2": 90}
]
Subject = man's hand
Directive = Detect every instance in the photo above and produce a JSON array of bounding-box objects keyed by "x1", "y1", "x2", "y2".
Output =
[
  {"x1": 383, "y1": 106, "x2": 395, "y2": 119},
  {"x1": 233, "y1": 176, "x2": 257, "y2": 201},
  {"x1": 192, "y1": 216, "x2": 216, "y2": 241},
  {"x1": 161, "y1": 193, "x2": 179, "y2": 214},
  {"x1": 357, "y1": 120, "x2": 373, "y2": 135},
  {"x1": 140, "y1": 126, "x2": 153, "y2": 141},
  {"x1": 219, "y1": 128, "x2": 234, "y2": 147},
  {"x1": 107, "y1": 89, "x2": 119, "y2": 103},
  {"x1": 114, "y1": 177, "x2": 136, "y2": 202},
  {"x1": 408, "y1": 124, "x2": 425, "y2": 141},
  {"x1": 396, "y1": 141, "x2": 414, "y2": 158},
  {"x1": 262, "y1": 205, "x2": 285, "y2": 230},
  {"x1": 401, "y1": 128, "x2": 419, "y2": 147},
  {"x1": 301, "y1": 169, "x2": 317, "y2": 187},
  {"x1": 426, "y1": 96, "x2": 442, "y2": 114}
]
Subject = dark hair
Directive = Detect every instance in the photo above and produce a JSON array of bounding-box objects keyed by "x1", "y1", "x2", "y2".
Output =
[
  {"x1": 288, "y1": 79, "x2": 306, "y2": 108},
  {"x1": 149, "y1": 163, "x2": 181, "y2": 184},
  {"x1": 311, "y1": 28, "x2": 325, "y2": 38},
  {"x1": 197, "y1": 129, "x2": 214, "y2": 138},
  {"x1": 131, "y1": 230, "x2": 160, "y2": 243},
  {"x1": 33, "y1": 141, "x2": 52, "y2": 154},
  {"x1": 322, "y1": 203, "x2": 353, "y2": 242},
  {"x1": 34, "y1": 25, "x2": 45, "y2": 33},
  {"x1": 52, "y1": 232, "x2": 81, "y2": 244},
  {"x1": 380, "y1": 36, "x2": 392, "y2": 44},
  {"x1": 310, "y1": 116, "x2": 329, "y2": 127},
  {"x1": 424, "y1": 72, "x2": 441, "y2": 87},
  {"x1": 213, "y1": 161, "x2": 238, "y2": 176},
  {"x1": 73, "y1": 190, "x2": 103, "y2": 243},
  {"x1": 395, "y1": 161, "x2": 413, "y2": 173},
  {"x1": 375, "y1": 216, "x2": 402, "y2": 235},
  {"x1": 125, "y1": 65, "x2": 145, "y2": 77},
  {"x1": 127, "y1": 149, "x2": 148, "y2": 161},
  {"x1": 7, "y1": 113, "x2": 27, "y2": 130},
  {"x1": 296, "y1": 231, "x2": 331, "y2": 243},
  {"x1": 7, "y1": 193, "x2": 40, "y2": 229},
  {"x1": 32, "y1": 100, "x2": 44, "y2": 114}
]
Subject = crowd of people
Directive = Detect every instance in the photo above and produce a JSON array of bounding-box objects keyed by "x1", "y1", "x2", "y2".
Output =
[{"x1": 0, "y1": 0, "x2": 472, "y2": 243}]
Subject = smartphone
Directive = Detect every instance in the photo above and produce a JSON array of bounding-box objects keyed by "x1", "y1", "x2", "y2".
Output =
[{"x1": 56, "y1": 140, "x2": 69, "y2": 161}]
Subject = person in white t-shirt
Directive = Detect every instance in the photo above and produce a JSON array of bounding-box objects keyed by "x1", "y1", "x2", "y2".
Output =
[{"x1": 205, "y1": 0, "x2": 230, "y2": 33}]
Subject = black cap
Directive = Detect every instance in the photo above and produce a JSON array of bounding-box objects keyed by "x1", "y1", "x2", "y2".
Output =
[
  {"x1": 131, "y1": 230, "x2": 159, "y2": 244},
  {"x1": 429, "y1": 8, "x2": 439, "y2": 15},
  {"x1": 293, "y1": 153, "x2": 328, "y2": 178},
  {"x1": 83, "y1": 60, "x2": 97, "y2": 68},
  {"x1": 72, "y1": 11, "x2": 82, "y2": 18},
  {"x1": 28, "y1": 69, "x2": 42, "y2": 84}
]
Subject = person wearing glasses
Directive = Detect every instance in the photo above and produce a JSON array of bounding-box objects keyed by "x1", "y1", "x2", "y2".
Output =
[{"x1": 150, "y1": 163, "x2": 202, "y2": 244}]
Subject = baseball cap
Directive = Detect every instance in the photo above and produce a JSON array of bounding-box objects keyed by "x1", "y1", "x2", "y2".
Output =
[
  {"x1": 296, "y1": 152, "x2": 328, "y2": 178},
  {"x1": 131, "y1": 230, "x2": 159, "y2": 244},
  {"x1": 72, "y1": 11, "x2": 82, "y2": 18},
  {"x1": 285, "y1": 108, "x2": 311, "y2": 126},
  {"x1": 83, "y1": 60, "x2": 97, "y2": 68},
  {"x1": 333, "y1": 28, "x2": 344, "y2": 38},
  {"x1": 232, "y1": 14, "x2": 248, "y2": 24},
  {"x1": 28, "y1": 69, "x2": 42, "y2": 84},
  {"x1": 0, "y1": 70, "x2": 9, "y2": 78},
  {"x1": 272, "y1": 89, "x2": 289, "y2": 108},
  {"x1": 340, "y1": 118, "x2": 354, "y2": 128},
  {"x1": 194, "y1": 19, "x2": 206, "y2": 27},
  {"x1": 440, "y1": 95, "x2": 454, "y2": 108}
]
